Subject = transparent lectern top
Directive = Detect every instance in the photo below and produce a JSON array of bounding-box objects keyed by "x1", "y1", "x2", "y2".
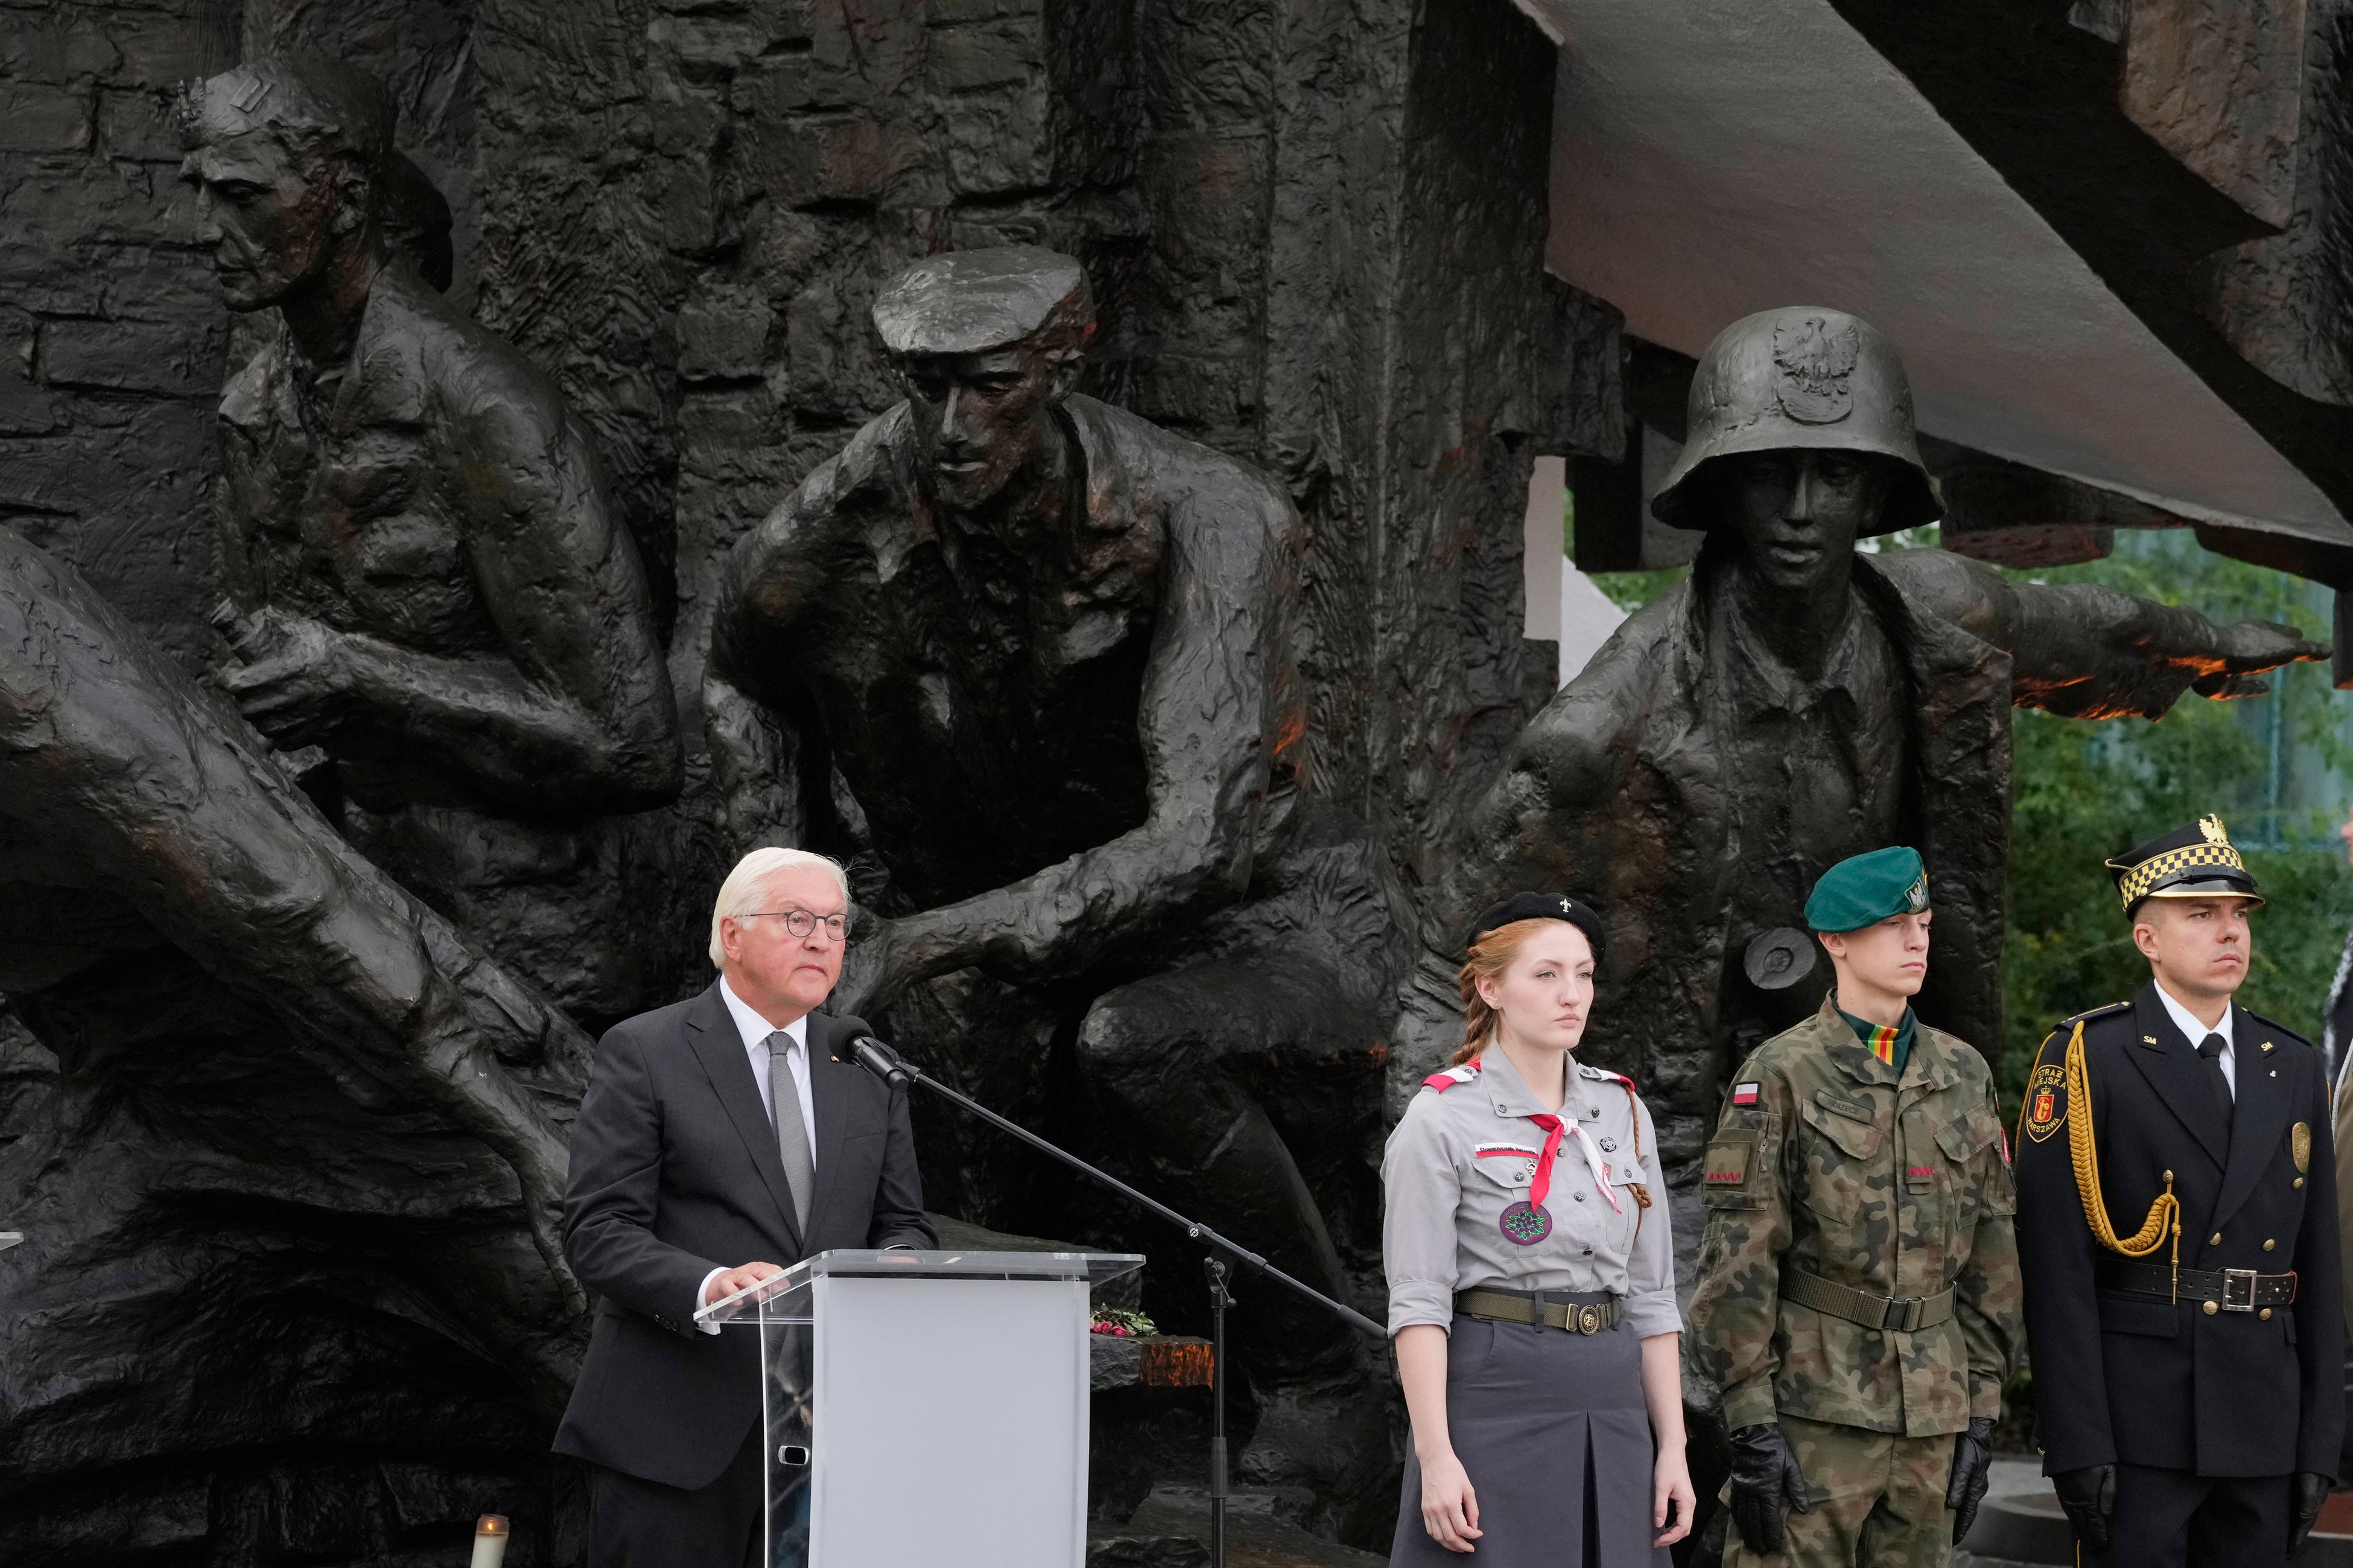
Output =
[{"x1": 694, "y1": 1248, "x2": 1144, "y2": 1326}]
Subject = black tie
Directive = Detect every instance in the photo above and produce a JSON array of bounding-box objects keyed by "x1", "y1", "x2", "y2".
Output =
[{"x1": 2197, "y1": 1033, "x2": 2234, "y2": 1125}]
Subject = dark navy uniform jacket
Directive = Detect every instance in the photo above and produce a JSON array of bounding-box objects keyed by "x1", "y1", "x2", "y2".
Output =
[{"x1": 2014, "y1": 982, "x2": 2343, "y2": 1478}]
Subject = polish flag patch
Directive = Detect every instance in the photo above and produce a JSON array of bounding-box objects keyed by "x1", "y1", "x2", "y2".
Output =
[{"x1": 1732, "y1": 1082, "x2": 1761, "y2": 1107}]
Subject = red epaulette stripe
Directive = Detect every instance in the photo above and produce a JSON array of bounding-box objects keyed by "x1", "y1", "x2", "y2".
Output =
[{"x1": 1423, "y1": 1059, "x2": 1482, "y2": 1092}]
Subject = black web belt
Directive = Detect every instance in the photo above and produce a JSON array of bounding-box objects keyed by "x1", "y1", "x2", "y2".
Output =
[
  {"x1": 2098, "y1": 1259, "x2": 2297, "y2": 1310},
  {"x1": 1455, "y1": 1288, "x2": 1621, "y2": 1335}
]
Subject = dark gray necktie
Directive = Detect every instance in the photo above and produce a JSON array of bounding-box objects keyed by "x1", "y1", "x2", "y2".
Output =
[
  {"x1": 2197, "y1": 1033, "x2": 2235, "y2": 1123},
  {"x1": 767, "y1": 1032, "x2": 814, "y2": 1228}
]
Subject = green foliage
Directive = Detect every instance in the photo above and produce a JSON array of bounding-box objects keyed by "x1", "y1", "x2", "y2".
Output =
[{"x1": 1998, "y1": 531, "x2": 2353, "y2": 1111}]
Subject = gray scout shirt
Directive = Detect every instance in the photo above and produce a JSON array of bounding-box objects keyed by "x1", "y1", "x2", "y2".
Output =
[{"x1": 1382, "y1": 1047, "x2": 1680, "y2": 1339}]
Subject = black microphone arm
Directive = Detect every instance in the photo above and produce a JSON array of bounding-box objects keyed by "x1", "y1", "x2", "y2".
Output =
[{"x1": 848, "y1": 1032, "x2": 1385, "y2": 1340}]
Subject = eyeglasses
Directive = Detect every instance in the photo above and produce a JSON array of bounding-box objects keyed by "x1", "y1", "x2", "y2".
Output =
[{"x1": 737, "y1": 909, "x2": 850, "y2": 940}]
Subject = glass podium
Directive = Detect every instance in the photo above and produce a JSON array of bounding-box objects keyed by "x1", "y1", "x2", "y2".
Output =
[{"x1": 696, "y1": 1248, "x2": 1144, "y2": 1568}]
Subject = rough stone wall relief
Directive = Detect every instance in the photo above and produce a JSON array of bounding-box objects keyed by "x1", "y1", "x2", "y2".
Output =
[{"x1": 0, "y1": 0, "x2": 242, "y2": 673}]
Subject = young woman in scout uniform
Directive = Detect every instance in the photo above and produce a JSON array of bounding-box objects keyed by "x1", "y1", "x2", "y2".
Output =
[{"x1": 1382, "y1": 892, "x2": 1692, "y2": 1565}]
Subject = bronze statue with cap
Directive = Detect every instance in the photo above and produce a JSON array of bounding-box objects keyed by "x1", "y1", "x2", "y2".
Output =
[{"x1": 707, "y1": 247, "x2": 1403, "y2": 1440}]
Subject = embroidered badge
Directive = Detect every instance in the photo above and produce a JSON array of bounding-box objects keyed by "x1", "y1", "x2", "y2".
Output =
[
  {"x1": 1732, "y1": 1082, "x2": 1761, "y2": 1108},
  {"x1": 2294, "y1": 1121, "x2": 2312, "y2": 1174},
  {"x1": 1473, "y1": 1143, "x2": 1541, "y2": 1186},
  {"x1": 2024, "y1": 1061, "x2": 2066, "y2": 1142},
  {"x1": 1499, "y1": 1200, "x2": 1552, "y2": 1245},
  {"x1": 1597, "y1": 1135, "x2": 1618, "y2": 1154},
  {"x1": 1703, "y1": 1134, "x2": 1754, "y2": 1187},
  {"x1": 1907, "y1": 1164, "x2": 1935, "y2": 1180}
]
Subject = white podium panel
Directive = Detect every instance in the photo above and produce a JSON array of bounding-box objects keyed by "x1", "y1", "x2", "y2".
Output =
[
  {"x1": 811, "y1": 1274, "x2": 1089, "y2": 1567},
  {"x1": 699, "y1": 1248, "x2": 1143, "y2": 1568}
]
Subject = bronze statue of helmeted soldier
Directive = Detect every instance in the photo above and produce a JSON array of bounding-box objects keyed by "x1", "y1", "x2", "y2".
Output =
[
  {"x1": 1432, "y1": 306, "x2": 2326, "y2": 1234},
  {"x1": 177, "y1": 57, "x2": 684, "y2": 1023},
  {"x1": 707, "y1": 248, "x2": 1402, "y2": 1454}
]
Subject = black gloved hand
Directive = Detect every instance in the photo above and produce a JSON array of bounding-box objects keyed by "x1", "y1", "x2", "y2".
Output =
[
  {"x1": 1727, "y1": 1422, "x2": 1812, "y2": 1555},
  {"x1": 2291, "y1": 1470, "x2": 2333, "y2": 1557},
  {"x1": 2051, "y1": 1464, "x2": 2116, "y2": 1555},
  {"x1": 1944, "y1": 1415, "x2": 1996, "y2": 1544}
]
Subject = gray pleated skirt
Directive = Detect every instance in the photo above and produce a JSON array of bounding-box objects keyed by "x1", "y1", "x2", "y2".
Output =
[{"x1": 1390, "y1": 1296, "x2": 1671, "y2": 1568}]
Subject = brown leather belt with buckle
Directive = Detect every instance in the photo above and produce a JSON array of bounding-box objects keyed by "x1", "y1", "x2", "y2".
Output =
[
  {"x1": 2098, "y1": 1259, "x2": 2297, "y2": 1310},
  {"x1": 1455, "y1": 1288, "x2": 1621, "y2": 1335}
]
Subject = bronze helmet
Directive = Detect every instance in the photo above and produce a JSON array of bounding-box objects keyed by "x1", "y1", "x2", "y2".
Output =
[{"x1": 1650, "y1": 306, "x2": 1940, "y2": 535}]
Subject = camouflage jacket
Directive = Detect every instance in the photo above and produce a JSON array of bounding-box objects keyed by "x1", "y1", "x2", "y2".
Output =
[{"x1": 1689, "y1": 994, "x2": 2022, "y2": 1436}]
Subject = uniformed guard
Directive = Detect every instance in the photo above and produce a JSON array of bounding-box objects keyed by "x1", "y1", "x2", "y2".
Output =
[
  {"x1": 2015, "y1": 816, "x2": 2343, "y2": 1566},
  {"x1": 1383, "y1": 892, "x2": 1692, "y2": 1564},
  {"x1": 1690, "y1": 846, "x2": 2021, "y2": 1567}
]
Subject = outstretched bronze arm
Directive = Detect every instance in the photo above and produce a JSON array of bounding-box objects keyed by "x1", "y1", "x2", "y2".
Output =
[
  {"x1": 1878, "y1": 548, "x2": 2329, "y2": 719},
  {"x1": 0, "y1": 525, "x2": 589, "y2": 1407}
]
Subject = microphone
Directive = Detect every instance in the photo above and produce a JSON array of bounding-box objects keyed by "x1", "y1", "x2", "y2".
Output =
[{"x1": 849, "y1": 1033, "x2": 913, "y2": 1088}]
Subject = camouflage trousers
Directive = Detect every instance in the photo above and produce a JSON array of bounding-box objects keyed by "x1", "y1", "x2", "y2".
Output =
[{"x1": 1721, "y1": 1415, "x2": 1958, "y2": 1568}]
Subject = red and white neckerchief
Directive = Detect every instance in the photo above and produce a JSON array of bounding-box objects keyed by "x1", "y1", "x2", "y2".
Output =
[{"x1": 1425, "y1": 1058, "x2": 1621, "y2": 1215}]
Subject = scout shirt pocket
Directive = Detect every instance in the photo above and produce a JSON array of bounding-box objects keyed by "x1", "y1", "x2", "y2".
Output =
[
  {"x1": 1796, "y1": 1095, "x2": 1883, "y2": 1224},
  {"x1": 1470, "y1": 1143, "x2": 1542, "y2": 1191}
]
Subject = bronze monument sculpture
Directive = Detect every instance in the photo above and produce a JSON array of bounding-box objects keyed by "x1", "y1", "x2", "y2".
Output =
[
  {"x1": 0, "y1": 28, "x2": 2341, "y2": 1562},
  {"x1": 0, "y1": 524, "x2": 590, "y2": 1557},
  {"x1": 1434, "y1": 306, "x2": 2324, "y2": 1210},
  {"x1": 707, "y1": 246, "x2": 1403, "y2": 1471},
  {"x1": 181, "y1": 57, "x2": 684, "y2": 1023}
]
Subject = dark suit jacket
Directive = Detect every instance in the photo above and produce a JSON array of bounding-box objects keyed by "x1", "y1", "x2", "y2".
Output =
[
  {"x1": 2015, "y1": 983, "x2": 2343, "y2": 1478},
  {"x1": 551, "y1": 985, "x2": 933, "y2": 1488}
]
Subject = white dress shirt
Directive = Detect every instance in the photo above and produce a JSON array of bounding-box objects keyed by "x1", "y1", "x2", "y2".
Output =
[
  {"x1": 699, "y1": 979, "x2": 817, "y2": 1328},
  {"x1": 719, "y1": 976, "x2": 818, "y2": 1165},
  {"x1": 2154, "y1": 980, "x2": 2236, "y2": 1097}
]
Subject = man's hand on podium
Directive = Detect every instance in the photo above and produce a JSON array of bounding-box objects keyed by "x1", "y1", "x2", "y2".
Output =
[{"x1": 705, "y1": 1262, "x2": 784, "y2": 1306}]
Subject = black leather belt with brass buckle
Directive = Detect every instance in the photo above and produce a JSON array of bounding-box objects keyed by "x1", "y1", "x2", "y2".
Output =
[
  {"x1": 2098, "y1": 1259, "x2": 2297, "y2": 1311},
  {"x1": 1454, "y1": 1288, "x2": 1621, "y2": 1335}
]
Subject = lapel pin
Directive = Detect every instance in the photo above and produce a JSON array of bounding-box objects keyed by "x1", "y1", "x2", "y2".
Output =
[
  {"x1": 2142, "y1": 1035, "x2": 2158, "y2": 1044},
  {"x1": 2261, "y1": 1041, "x2": 2275, "y2": 1053}
]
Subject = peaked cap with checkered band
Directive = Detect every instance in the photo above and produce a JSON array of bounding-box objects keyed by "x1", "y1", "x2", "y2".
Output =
[{"x1": 2106, "y1": 814, "x2": 2263, "y2": 915}]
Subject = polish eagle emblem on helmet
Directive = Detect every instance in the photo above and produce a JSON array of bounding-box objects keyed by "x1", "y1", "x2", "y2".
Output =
[{"x1": 1773, "y1": 314, "x2": 1860, "y2": 424}]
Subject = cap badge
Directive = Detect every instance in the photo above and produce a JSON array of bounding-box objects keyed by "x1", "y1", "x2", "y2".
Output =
[
  {"x1": 2200, "y1": 814, "x2": 2228, "y2": 845},
  {"x1": 1773, "y1": 315, "x2": 1859, "y2": 425}
]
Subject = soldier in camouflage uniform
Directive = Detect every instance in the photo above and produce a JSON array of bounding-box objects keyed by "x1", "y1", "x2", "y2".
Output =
[{"x1": 1691, "y1": 848, "x2": 2022, "y2": 1567}]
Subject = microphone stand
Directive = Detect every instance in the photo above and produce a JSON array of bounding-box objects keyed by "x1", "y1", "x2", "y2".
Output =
[{"x1": 849, "y1": 1036, "x2": 1385, "y2": 1568}]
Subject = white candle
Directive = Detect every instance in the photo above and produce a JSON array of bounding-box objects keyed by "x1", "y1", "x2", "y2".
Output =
[{"x1": 470, "y1": 1515, "x2": 509, "y2": 1568}]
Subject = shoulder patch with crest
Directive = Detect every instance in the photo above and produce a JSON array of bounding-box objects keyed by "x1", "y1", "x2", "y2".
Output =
[{"x1": 2023, "y1": 1060, "x2": 2066, "y2": 1142}]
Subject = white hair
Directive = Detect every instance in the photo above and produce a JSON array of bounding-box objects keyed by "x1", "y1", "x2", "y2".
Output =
[{"x1": 708, "y1": 847, "x2": 851, "y2": 967}]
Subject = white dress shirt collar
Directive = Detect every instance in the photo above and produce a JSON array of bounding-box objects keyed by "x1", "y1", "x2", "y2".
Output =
[
  {"x1": 2153, "y1": 981, "x2": 2235, "y2": 1093},
  {"x1": 719, "y1": 976, "x2": 808, "y2": 1056}
]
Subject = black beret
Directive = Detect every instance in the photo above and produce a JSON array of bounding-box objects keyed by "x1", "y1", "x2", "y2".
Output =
[{"x1": 1468, "y1": 892, "x2": 1606, "y2": 962}]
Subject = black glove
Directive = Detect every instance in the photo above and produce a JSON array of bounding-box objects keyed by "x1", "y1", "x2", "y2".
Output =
[
  {"x1": 2051, "y1": 1464, "x2": 2116, "y2": 1555},
  {"x1": 1944, "y1": 1416, "x2": 1996, "y2": 1544},
  {"x1": 2291, "y1": 1470, "x2": 2333, "y2": 1557},
  {"x1": 1727, "y1": 1422, "x2": 1812, "y2": 1555}
]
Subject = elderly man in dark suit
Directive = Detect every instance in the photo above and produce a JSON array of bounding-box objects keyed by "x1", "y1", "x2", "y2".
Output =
[{"x1": 554, "y1": 848, "x2": 934, "y2": 1566}]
